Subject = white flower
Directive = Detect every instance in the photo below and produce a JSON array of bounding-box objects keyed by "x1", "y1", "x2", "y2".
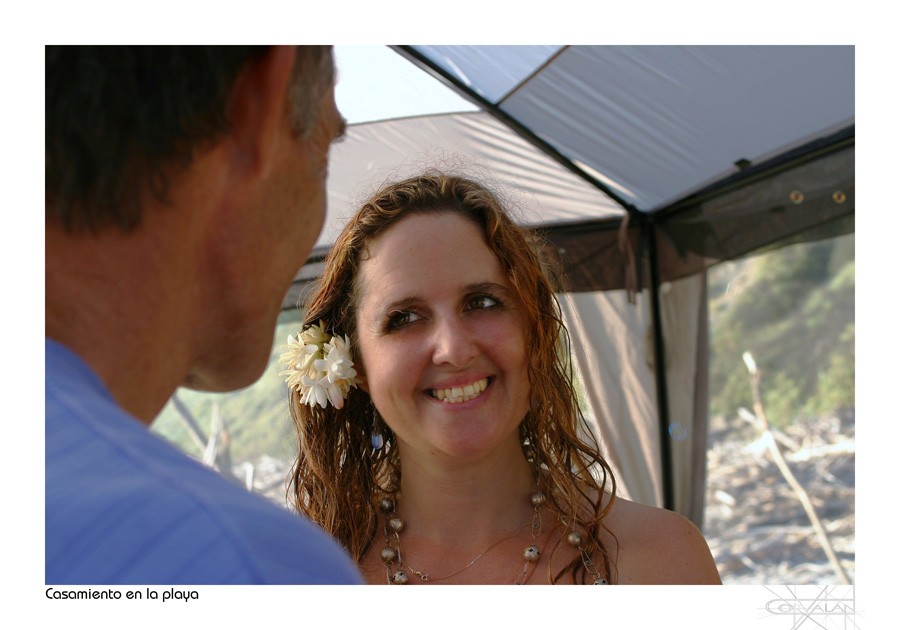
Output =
[
  {"x1": 315, "y1": 335, "x2": 358, "y2": 383},
  {"x1": 278, "y1": 335, "x2": 319, "y2": 390},
  {"x1": 279, "y1": 323, "x2": 359, "y2": 409},
  {"x1": 299, "y1": 320, "x2": 330, "y2": 346},
  {"x1": 299, "y1": 373, "x2": 330, "y2": 408}
]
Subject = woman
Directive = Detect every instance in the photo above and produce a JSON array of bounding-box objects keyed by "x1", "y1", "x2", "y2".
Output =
[{"x1": 282, "y1": 171, "x2": 721, "y2": 584}]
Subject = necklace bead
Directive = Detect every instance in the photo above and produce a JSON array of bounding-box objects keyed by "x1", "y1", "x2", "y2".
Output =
[
  {"x1": 391, "y1": 570, "x2": 409, "y2": 584},
  {"x1": 377, "y1": 488, "x2": 608, "y2": 584},
  {"x1": 381, "y1": 546, "x2": 397, "y2": 562}
]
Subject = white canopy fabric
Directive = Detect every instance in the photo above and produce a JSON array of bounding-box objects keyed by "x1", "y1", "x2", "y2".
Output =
[
  {"x1": 410, "y1": 46, "x2": 853, "y2": 210},
  {"x1": 317, "y1": 112, "x2": 623, "y2": 248},
  {"x1": 285, "y1": 45, "x2": 855, "y2": 524}
]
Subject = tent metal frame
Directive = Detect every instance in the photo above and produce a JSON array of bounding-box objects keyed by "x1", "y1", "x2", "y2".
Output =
[
  {"x1": 394, "y1": 44, "x2": 681, "y2": 509},
  {"x1": 277, "y1": 47, "x2": 855, "y2": 515},
  {"x1": 389, "y1": 46, "x2": 854, "y2": 514}
]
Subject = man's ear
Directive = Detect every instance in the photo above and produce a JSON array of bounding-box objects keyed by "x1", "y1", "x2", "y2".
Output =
[{"x1": 226, "y1": 45, "x2": 296, "y2": 180}]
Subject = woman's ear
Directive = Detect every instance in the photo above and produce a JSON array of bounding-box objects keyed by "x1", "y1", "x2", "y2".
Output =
[{"x1": 356, "y1": 369, "x2": 369, "y2": 393}]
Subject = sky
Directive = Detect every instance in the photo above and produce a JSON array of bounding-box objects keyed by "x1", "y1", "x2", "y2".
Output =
[{"x1": 333, "y1": 45, "x2": 476, "y2": 124}]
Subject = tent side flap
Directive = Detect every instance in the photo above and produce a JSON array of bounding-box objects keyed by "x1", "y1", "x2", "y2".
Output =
[{"x1": 660, "y1": 134, "x2": 855, "y2": 263}]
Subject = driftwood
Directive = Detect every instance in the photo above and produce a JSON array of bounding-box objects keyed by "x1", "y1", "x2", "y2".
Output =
[
  {"x1": 740, "y1": 351, "x2": 851, "y2": 585},
  {"x1": 170, "y1": 396, "x2": 241, "y2": 486},
  {"x1": 170, "y1": 393, "x2": 208, "y2": 454}
]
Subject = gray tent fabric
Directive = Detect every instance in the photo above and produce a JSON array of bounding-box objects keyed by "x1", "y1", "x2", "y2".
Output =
[
  {"x1": 559, "y1": 274, "x2": 709, "y2": 522},
  {"x1": 403, "y1": 45, "x2": 854, "y2": 211},
  {"x1": 559, "y1": 289, "x2": 663, "y2": 506},
  {"x1": 285, "y1": 45, "x2": 854, "y2": 524},
  {"x1": 310, "y1": 111, "x2": 623, "y2": 252}
]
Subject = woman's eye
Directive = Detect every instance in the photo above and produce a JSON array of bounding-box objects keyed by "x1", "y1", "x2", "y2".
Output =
[
  {"x1": 467, "y1": 294, "x2": 500, "y2": 311},
  {"x1": 385, "y1": 310, "x2": 421, "y2": 331}
]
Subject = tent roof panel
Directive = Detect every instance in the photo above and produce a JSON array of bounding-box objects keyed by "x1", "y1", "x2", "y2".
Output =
[
  {"x1": 412, "y1": 46, "x2": 854, "y2": 211},
  {"x1": 318, "y1": 112, "x2": 623, "y2": 249}
]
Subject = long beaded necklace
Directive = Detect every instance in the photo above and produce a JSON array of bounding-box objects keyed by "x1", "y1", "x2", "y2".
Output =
[{"x1": 377, "y1": 491, "x2": 609, "y2": 584}]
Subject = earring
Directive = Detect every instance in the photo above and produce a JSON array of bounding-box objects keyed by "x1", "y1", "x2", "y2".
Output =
[{"x1": 371, "y1": 405, "x2": 385, "y2": 451}]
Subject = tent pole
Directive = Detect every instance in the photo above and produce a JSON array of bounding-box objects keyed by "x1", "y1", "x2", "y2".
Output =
[{"x1": 645, "y1": 220, "x2": 675, "y2": 511}]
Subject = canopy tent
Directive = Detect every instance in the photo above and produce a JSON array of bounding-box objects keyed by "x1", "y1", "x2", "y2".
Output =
[{"x1": 282, "y1": 45, "x2": 855, "y2": 525}]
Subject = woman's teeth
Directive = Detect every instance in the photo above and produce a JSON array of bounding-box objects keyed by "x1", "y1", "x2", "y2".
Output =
[{"x1": 431, "y1": 378, "x2": 489, "y2": 404}]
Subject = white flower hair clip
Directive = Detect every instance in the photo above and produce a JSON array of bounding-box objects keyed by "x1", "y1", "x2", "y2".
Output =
[{"x1": 279, "y1": 320, "x2": 359, "y2": 409}]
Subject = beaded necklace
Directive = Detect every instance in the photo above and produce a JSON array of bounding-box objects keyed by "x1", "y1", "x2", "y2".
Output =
[{"x1": 377, "y1": 491, "x2": 609, "y2": 584}]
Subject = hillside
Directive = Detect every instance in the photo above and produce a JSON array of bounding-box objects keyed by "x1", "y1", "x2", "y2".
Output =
[
  {"x1": 150, "y1": 316, "x2": 306, "y2": 463},
  {"x1": 707, "y1": 233, "x2": 854, "y2": 426}
]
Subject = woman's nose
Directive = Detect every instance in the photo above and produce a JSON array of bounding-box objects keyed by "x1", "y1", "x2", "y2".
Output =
[{"x1": 430, "y1": 317, "x2": 477, "y2": 367}]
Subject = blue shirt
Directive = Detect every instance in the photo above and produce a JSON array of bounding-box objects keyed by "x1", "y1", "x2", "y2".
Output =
[{"x1": 45, "y1": 339, "x2": 363, "y2": 585}]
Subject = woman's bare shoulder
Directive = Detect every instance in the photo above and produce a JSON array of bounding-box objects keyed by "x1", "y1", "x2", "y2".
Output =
[{"x1": 605, "y1": 496, "x2": 722, "y2": 585}]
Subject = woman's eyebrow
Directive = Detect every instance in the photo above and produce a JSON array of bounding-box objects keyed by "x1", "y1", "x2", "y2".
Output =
[
  {"x1": 464, "y1": 281, "x2": 513, "y2": 297},
  {"x1": 380, "y1": 296, "x2": 422, "y2": 315}
]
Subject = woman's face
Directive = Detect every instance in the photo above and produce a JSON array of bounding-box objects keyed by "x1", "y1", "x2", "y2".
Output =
[{"x1": 355, "y1": 212, "x2": 531, "y2": 463}]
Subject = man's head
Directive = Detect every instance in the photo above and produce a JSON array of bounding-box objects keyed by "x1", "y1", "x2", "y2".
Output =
[
  {"x1": 183, "y1": 45, "x2": 346, "y2": 393},
  {"x1": 45, "y1": 46, "x2": 346, "y2": 411},
  {"x1": 46, "y1": 46, "x2": 336, "y2": 233}
]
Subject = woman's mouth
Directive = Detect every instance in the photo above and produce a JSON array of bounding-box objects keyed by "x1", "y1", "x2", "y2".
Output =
[{"x1": 429, "y1": 377, "x2": 490, "y2": 404}]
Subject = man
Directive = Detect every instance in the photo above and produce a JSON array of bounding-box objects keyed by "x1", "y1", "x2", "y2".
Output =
[{"x1": 45, "y1": 46, "x2": 362, "y2": 584}]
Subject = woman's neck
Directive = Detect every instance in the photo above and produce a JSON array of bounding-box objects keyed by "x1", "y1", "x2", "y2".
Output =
[{"x1": 391, "y1": 437, "x2": 536, "y2": 549}]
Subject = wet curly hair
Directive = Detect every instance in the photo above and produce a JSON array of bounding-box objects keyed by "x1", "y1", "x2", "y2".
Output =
[{"x1": 288, "y1": 170, "x2": 618, "y2": 583}]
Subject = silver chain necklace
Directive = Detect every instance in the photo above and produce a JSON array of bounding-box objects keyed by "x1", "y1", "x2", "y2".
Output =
[{"x1": 377, "y1": 491, "x2": 609, "y2": 584}]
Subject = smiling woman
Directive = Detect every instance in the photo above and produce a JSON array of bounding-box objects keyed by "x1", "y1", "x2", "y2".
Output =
[
  {"x1": 284, "y1": 170, "x2": 721, "y2": 585},
  {"x1": 354, "y1": 212, "x2": 532, "y2": 466}
]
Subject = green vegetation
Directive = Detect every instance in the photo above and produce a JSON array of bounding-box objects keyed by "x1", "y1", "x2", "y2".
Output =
[
  {"x1": 707, "y1": 233, "x2": 855, "y2": 427},
  {"x1": 150, "y1": 315, "x2": 305, "y2": 463}
]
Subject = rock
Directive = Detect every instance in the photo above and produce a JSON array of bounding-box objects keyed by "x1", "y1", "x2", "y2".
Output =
[{"x1": 703, "y1": 412, "x2": 855, "y2": 584}]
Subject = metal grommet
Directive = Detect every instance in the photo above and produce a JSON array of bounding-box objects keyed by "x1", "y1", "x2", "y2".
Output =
[
  {"x1": 833, "y1": 190, "x2": 847, "y2": 204},
  {"x1": 789, "y1": 190, "x2": 804, "y2": 204}
]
